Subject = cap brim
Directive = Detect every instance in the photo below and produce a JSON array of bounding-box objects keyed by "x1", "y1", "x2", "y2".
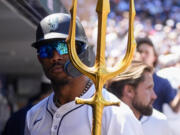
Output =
[
  {"x1": 32, "y1": 32, "x2": 86, "y2": 48},
  {"x1": 32, "y1": 33, "x2": 68, "y2": 48}
]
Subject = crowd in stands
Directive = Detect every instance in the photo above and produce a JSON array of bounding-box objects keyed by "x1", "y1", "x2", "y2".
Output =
[
  {"x1": 75, "y1": 0, "x2": 180, "y2": 70},
  {"x1": 110, "y1": 0, "x2": 180, "y2": 25}
]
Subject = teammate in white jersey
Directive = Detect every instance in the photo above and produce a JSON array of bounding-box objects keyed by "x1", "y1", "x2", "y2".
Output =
[
  {"x1": 141, "y1": 109, "x2": 172, "y2": 135},
  {"x1": 25, "y1": 13, "x2": 144, "y2": 135},
  {"x1": 107, "y1": 60, "x2": 172, "y2": 135}
]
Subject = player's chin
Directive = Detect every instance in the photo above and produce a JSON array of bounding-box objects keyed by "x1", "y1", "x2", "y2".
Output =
[
  {"x1": 51, "y1": 75, "x2": 70, "y2": 84},
  {"x1": 54, "y1": 72, "x2": 69, "y2": 79},
  {"x1": 46, "y1": 70, "x2": 65, "y2": 80}
]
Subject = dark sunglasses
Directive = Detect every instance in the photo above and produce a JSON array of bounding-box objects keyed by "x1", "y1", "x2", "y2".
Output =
[
  {"x1": 37, "y1": 41, "x2": 68, "y2": 58},
  {"x1": 37, "y1": 41, "x2": 86, "y2": 58}
]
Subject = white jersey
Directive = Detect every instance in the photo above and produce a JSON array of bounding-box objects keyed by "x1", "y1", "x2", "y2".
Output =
[
  {"x1": 25, "y1": 85, "x2": 144, "y2": 135},
  {"x1": 140, "y1": 109, "x2": 172, "y2": 135}
]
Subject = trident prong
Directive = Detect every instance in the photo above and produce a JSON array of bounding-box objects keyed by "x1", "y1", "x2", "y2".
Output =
[{"x1": 66, "y1": 0, "x2": 136, "y2": 134}]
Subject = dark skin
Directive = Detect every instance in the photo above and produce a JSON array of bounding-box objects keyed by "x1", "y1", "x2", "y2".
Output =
[{"x1": 38, "y1": 49, "x2": 89, "y2": 105}]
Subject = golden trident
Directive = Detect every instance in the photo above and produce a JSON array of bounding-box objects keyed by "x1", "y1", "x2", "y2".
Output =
[{"x1": 66, "y1": 0, "x2": 136, "y2": 134}]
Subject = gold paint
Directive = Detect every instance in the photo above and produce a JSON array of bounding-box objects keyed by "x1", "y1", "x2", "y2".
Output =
[{"x1": 66, "y1": 0, "x2": 136, "y2": 134}]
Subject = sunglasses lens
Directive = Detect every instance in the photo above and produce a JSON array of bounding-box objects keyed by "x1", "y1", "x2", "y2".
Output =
[
  {"x1": 38, "y1": 45, "x2": 53, "y2": 58},
  {"x1": 38, "y1": 41, "x2": 68, "y2": 58},
  {"x1": 56, "y1": 42, "x2": 68, "y2": 55}
]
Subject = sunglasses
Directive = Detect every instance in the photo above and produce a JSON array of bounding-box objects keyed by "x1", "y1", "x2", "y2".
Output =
[
  {"x1": 37, "y1": 41, "x2": 68, "y2": 58},
  {"x1": 37, "y1": 40, "x2": 86, "y2": 58}
]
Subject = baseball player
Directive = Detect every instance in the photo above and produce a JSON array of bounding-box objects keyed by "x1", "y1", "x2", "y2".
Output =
[{"x1": 24, "y1": 13, "x2": 144, "y2": 135}]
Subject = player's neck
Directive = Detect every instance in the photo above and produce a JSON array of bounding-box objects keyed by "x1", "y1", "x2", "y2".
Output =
[
  {"x1": 132, "y1": 108, "x2": 141, "y2": 120},
  {"x1": 122, "y1": 98, "x2": 141, "y2": 119},
  {"x1": 53, "y1": 76, "x2": 90, "y2": 106}
]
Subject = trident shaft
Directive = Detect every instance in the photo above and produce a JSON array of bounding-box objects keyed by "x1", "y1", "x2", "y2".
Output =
[{"x1": 66, "y1": 0, "x2": 136, "y2": 134}]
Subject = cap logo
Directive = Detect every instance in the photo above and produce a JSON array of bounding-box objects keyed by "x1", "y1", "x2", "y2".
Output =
[{"x1": 47, "y1": 17, "x2": 59, "y2": 31}]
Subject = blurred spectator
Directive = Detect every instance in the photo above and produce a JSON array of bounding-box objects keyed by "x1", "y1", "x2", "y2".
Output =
[
  {"x1": 136, "y1": 37, "x2": 180, "y2": 113},
  {"x1": 157, "y1": 66, "x2": 180, "y2": 135},
  {"x1": 2, "y1": 75, "x2": 52, "y2": 135},
  {"x1": 0, "y1": 94, "x2": 10, "y2": 135},
  {"x1": 157, "y1": 67, "x2": 180, "y2": 90},
  {"x1": 0, "y1": 76, "x2": 10, "y2": 135}
]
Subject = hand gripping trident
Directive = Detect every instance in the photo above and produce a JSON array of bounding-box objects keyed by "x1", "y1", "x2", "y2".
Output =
[{"x1": 66, "y1": 0, "x2": 136, "y2": 134}]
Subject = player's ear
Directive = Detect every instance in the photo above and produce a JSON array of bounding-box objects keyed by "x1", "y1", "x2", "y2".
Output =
[{"x1": 123, "y1": 85, "x2": 135, "y2": 99}]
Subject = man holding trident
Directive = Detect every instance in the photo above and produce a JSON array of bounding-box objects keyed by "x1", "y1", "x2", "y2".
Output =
[{"x1": 25, "y1": 0, "x2": 144, "y2": 135}]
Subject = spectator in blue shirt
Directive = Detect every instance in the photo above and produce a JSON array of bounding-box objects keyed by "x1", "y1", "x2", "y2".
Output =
[{"x1": 136, "y1": 37, "x2": 180, "y2": 112}]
